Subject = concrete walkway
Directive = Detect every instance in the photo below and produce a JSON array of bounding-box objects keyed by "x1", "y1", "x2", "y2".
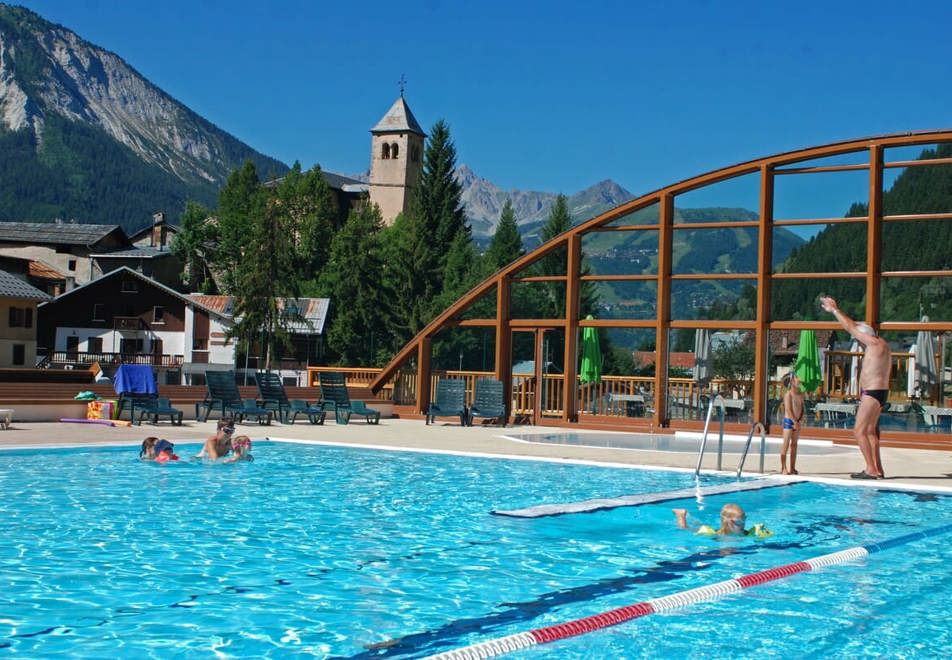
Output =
[{"x1": 2, "y1": 419, "x2": 951, "y2": 492}]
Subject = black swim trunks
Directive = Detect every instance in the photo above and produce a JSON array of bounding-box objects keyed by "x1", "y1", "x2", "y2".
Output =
[{"x1": 861, "y1": 388, "x2": 888, "y2": 408}]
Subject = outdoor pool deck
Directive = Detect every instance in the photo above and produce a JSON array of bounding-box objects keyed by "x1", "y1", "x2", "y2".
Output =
[{"x1": 2, "y1": 419, "x2": 951, "y2": 490}]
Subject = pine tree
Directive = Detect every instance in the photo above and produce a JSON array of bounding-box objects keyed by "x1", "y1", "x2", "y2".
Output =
[
  {"x1": 226, "y1": 187, "x2": 301, "y2": 369},
  {"x1": 401, "y1": 119, "x2": 469, "y2": 334},
  {"x1": 170, "y1": 200, "x2": 215, "y2": 292},
  {"x1": 379, "y1": 212, "x2": 420, "y2": 351},
  {"x1": 320, "y1": 203, "x2": 389, "y2": 365},
  {"x1": 484, "y1": 199, "x2": 523, "y2": 272},
  {"x1": 214, "y1": 160, "x2": 261, "y2": 293},
  {"x1": 270, "y1": 163, "x2": 339, "y2": 283}
]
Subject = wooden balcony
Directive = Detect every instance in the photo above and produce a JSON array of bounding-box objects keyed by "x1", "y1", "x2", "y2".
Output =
[
  {"x1": 113, "y1": 316, "x2": 150, "y2": 332},
  {"x1": 49, "y1": 351, "x2": 184, "y2": 368}
]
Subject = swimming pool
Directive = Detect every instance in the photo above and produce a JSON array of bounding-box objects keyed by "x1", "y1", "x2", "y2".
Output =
[
  {"x1": 1, "y1": 442, "x2": 949, "y2": 658},
  {"x1": 508, "y1": 431, "x2": 857, "y2": 455}
]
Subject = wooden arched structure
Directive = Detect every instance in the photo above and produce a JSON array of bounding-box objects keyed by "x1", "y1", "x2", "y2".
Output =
[{"x1": 370, "y1": 130, "x2": 952, "y2": 445}]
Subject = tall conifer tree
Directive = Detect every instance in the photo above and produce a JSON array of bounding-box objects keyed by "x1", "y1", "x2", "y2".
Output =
[
  {"x1": 484, "y1": 199, "x2": 523, "y2": 272},
  {"x1": 215, "y1": 160, "x2": 261, "y2": 293}
]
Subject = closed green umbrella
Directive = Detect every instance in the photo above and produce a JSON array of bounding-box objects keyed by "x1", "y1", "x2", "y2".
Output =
[
  {"x1": 579, "y1": 315, "x2": 602, "y2": 384},
  {"x1": 795, "y1": 329, "x2": 822, "y2": 393}
]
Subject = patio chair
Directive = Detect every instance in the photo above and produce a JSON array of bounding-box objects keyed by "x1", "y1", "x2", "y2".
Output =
[
  {"x1": 135, "y1": 397, "x2": 183, "y2": 426},
  {"x1": 255, "y1": 371, "x2": 292, "y2": 423},
  {"x1": 114, "y1": 364, "x2": 158, "y2": 421},
  {"x1": 196, "y1": 370, "x2": 272, "y2": 424},
  {"x1": 467, "y1": 378, "x2": 506, "y2": 427},
  {"x1": 319, "y1": 371, "x2": 380, "y2": 425},
  {"x1": 427, "y1": 378, "x2": 468, "y2": 426}
]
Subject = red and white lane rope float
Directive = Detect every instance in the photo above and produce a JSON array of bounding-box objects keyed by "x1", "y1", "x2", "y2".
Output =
[{"x1": 426, "y1": 524, "x2": 952, "y2": 660}]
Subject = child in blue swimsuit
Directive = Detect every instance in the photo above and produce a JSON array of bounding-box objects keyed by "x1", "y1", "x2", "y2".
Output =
[{"x1": 781, "y1": 372, "x2": 805, "y2": 475}]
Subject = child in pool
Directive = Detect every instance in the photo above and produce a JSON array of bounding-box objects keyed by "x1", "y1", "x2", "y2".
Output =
[
  {"x1": 225, "y1": 435, "x2": 254, "y2": 462},
  {"x1": 781, "y1": 372, "x2": 805, "y2": 475},
  {"x1": 139, "y1": 436, "x2": 159, "y2": 460},
  {"x1": 672, "y1": 503, "x2": 772, "y2": 538},
  {"x1": 153, "y1": 439, "x2": 179, "y2": 463}
]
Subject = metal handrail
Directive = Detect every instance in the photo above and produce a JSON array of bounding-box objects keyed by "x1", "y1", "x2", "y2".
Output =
[
  {"x1": 737, "y1": 421, "x2": 767, "y2": 478},
  {"x1": 694, "y1": 395, "x2": 726, "y2": 477}
]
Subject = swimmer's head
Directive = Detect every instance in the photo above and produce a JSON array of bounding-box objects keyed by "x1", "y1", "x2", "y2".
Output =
[
  {"x1": 855, "y1": 322, "x2": 876, "y2": 337},
  {"x1": 720, "y1": 503, "x2": 747, "y2": 533},
  {"x1": 782, "y1": 372, "x2": 800, "y2": 389},
  {"x1": 231, "y1": 435, "x2": 252, "y2": 454},
  {"x1": 140, "y1": 436, "x2": 159, "y2": 458}
]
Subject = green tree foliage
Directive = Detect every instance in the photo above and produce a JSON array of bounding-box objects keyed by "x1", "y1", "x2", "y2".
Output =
[
  {"x1": 319, "y1": 203, "x2": 389, "y2": 366},
  {"x1": 484, "y1": 199, "x2": 523, "y2": 272},
  {"x1": 170, "y1": 200, "x2": 216, "y2": 292},
  {"x1": 398, "y1": 120, "x2": 470, "y2": 336},
  {"x1": 379, "y1": 212, "x2": 421, "y2": 351},
  {"x1": 214, "y1": 161, "x2": 261, "y2": 294},
  {"x1": 273, "y1": 163, "x2": 339, "y2": 283},
  {"x1": 712, "y1": 335, "x2": 755, "y2": 380},
  {"x1": 226, "y1": 187, "x2": 301, "y2": 369}
]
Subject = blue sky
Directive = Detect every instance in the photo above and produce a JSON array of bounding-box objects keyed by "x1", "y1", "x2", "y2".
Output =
[{"x1": 14, "y1": 0, "x2": 952, "y2": 211}]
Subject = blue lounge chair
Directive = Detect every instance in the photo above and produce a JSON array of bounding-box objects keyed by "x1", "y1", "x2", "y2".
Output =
[
  {"x1": 319, "y1": 371, "x2": 380, "y2": 425},
  {"x1": 289, "y1": 398, "x2": 327, "y2": 425},
  {"x1": 467, "y1": 378, "x2": 506, "y2": 427},
  {"x1": 255, "y1": 371, "x2": 292, "y2": 423},
  {"x1": 427, "y1": 378, "x2": 468, "y2": 426}
]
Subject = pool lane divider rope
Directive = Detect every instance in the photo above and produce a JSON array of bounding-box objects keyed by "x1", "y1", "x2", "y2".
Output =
[
  {"x1": 492, "y1": 477, "x2": 792, "y2": 518},
  {"x1": 424, "y1": 523, "x2": 952, "y2": 660}
]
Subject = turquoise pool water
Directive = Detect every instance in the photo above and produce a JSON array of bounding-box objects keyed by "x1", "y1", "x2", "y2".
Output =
[{"x1": 0, "y1": 442, "x2": 950, "y2": 658}]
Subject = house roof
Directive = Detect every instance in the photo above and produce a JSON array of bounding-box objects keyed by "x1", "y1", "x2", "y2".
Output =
[
  {"x1": 28, "y1": 260, "x2": 66, "y2": 281},
  {"x1": 89, "y1": 247, "x2": 176, "y2": 259},
  {"x1": 0, "y1": 222, "x2": 130, "y2": 248},
  {"x1": 188, "y1": 294, "x2": 329, "y2": 334},
  {"x1": 0, "y1": 269, "x2": 52, "y2": 301},
  {"x1": 37, "y1": 266, "x2": 228, "y2": 319},
  {"x1": 128, "y1": 221, "x2": 179, "y2": 244},
  {"x1": 371, "y1": 96, "x2": 426, "y2": 136},
  {"x1": 265, "y1": 170, "x2": 368, "y2": 194}
]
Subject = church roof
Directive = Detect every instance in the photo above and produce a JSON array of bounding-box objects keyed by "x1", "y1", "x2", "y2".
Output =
[{"x1": 371, "y1": 96, "x2": 426, "y2": 136}]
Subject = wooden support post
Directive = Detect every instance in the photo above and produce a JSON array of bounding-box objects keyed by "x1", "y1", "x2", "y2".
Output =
[
  {"x1": 867, "y1": 145, "x2": 883, "y2": 326},
  {"x1": 494, "y1": 276, "x2": 513, "y2": 422},
  {"x1": 754, "y1": 163, "x2": 774, "y2": 427},
  {"x1": 653, "y1": 193, "x2": 674, "y2": 427},
  {"x1": 563, "y1": 234, "x2": 581, "y2": 422},
  {"x1": 416, "y1": 338, "x2": 431, "y2": 415}
]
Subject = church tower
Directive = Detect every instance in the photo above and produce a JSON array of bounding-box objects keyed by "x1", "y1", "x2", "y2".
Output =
[{"x1": 368, "y1": 94, "x2": 426, "y2": 225}]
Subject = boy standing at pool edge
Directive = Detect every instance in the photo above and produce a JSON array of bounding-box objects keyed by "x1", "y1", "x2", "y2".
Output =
[{"x1": 781, "y1": 372, "x2": 804, "y2": 475}]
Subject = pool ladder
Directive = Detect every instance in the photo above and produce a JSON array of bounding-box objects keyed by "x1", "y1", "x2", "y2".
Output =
[{"x1": 694, "y1": 395, "x2": 767, "y2": 478}]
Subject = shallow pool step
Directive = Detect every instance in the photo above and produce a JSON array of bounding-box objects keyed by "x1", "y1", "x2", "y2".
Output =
[{"x1": 492, "y1": 477, "x2": 793, "y2": 518}]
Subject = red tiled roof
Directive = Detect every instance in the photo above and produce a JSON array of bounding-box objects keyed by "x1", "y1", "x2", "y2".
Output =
[
  {"x1": 28, "y1": 260, "x2": 65, "y2": 280},
  {"x1": 634, "y1": 351, "x2": 696, "y2": 369}
]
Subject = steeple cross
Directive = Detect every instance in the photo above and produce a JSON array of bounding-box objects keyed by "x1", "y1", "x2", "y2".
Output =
[{"x1": 399, "y1": 74, "x2": 407, "y2": 97}]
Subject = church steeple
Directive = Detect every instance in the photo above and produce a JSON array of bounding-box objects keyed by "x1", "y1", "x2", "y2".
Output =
[{"x1": 368, "y1": 93, "x2": 426, "y2": 225}]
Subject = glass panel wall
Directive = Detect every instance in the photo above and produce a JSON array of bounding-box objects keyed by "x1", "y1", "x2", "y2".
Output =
[
  {"x1": 773, "y1": 170, "x2": 869, "y2": 221},
  {"x1": 673, "y1": 172, "x2": 760, "y2": 224},
  {"x1": 511, "y1": 281, "x2": 566, "y2": 318},
  {"x1": 585, "y1": 280, "x2": 657, "y2": 320},
  {"x1": 771, "y1": 278, "x2": 865, "y2": 321},
  {"x1": 882, "y1": 221, "x2": 952, "y2": 271},
  {"x1": 672, "y1": 227, "x2": 758, "y2": 274},
  {"x1": 671, "y1": 279, "x2": 757, "y2": 321},
  {"x1": 667, "y1": 327, "x2": 756, "y2": 423},
  {"x1": 577, "y1": 327, "x2": 656, "y2": 422},
  {"x1": 581, "y1": 230, "x2": 658, "y2": 275},
  {"x1": 768, "y1": 328, "x2": 842, "y2": 432},
  {"x1": 772, "y1": 223, "x2": 867, "y2": 272},
  {"x1": 604, "y1": 202, "x2": 659, "y2": 227},
  {"x1": 880, "y1": 276, "x2": 952, "y2": 322}
]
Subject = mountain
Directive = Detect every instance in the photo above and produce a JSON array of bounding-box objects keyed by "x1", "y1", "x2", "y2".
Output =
[
  {"x1": 0, "y1": 3, "x2": 287, "y2": 232},
  {"x1": 456, "y1": 164, "x2": 634, "y2": 246}
]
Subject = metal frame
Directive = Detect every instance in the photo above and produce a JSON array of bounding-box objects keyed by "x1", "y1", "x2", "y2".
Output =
[{"x1": 370, "y1": 130, "x2": 952, "y2": 442}]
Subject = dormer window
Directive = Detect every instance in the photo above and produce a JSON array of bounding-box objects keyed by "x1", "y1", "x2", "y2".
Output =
[
  {"x1": 391, "y1": 143, "x2": 399, "y2": 159},
  {"x1": 381, "y1": 143, "x2": 391, "y2": 159},
  {"x1": 121, "y1": 280, "x2": 138, "y2": 293}
]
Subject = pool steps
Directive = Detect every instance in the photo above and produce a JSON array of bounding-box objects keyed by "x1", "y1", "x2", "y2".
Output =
[
  {"x1": 492, "y1": 476, "x2": 792, "y2": 518},
  {"x1": 425, "y1": 522, "x2": 952, "y2": 660}
]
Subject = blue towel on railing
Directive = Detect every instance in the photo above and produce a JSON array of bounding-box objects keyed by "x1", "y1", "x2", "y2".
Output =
[{"x1": 113, "y1": 364, "x2": 157, "y2": 395}]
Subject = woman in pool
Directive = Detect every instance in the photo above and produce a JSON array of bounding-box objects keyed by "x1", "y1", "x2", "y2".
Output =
[
  {"x1": 195, "y1": 418, "x2": 235, "y2": 460},
  {"x1": 225, "y1": 435, "x2": 254, "y2": 462},
  {"x1": 673, "y1": 503, "x2": 772, "y2": 538}
]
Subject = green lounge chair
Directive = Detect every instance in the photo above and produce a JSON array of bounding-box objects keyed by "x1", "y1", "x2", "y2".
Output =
[
  {"x1": 289, "y1": 399, "x2": 327, "y2": 425},
  {"x1": 196, "y1": 371, "x2": 272, "y2": 424},
  {"x1": 467, "y1": 378, "x2": 506, "y2": 427},
  {"x1": 255, "y1": 371, "x2": 292, "y2": 423},
  {"x1": 427, "y1": 378, "x2": 468, "y2": 426},
  {"x1": 319, "y1": 371, "x2": 380, "y2": 425},
  {"x1": 134, "y1": 397, "x2": 183, "y2": 426}
]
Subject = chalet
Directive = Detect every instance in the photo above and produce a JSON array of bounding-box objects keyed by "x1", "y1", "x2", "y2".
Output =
[
  {"x1": 0, "y1": 222, "x2": 131, "y2": 288},
  {"x1": 37, "y1": 267, "x2": 329, "y2": 385},
  {"x1": 0, "y1": 269, "x2": 52, "y2": 367},
  {"x1": 0, "y1": 255, "x2": 67, "y2": 297}
]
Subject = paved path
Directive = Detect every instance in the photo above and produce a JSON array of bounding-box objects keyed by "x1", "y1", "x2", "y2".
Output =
[{"x1": 1, "y1": 419, "x2": 951, "y2": 492}]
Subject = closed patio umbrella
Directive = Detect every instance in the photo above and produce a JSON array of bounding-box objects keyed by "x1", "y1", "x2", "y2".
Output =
[
  {"x1": 795, "y1": 329, "x2": 822, "y2": 394},
  {"x1": 693, "y1": 328, "x2": 712, "y2": 387},
  {"x1": 848, "y1": 338, "x2": 861, "y2": 397},
  {"x1": 579, "y1": 315, "x2": 602, "y2": 385},
  {"x1": 915, "y1": 316, "x2": 937, "y2": 400}
]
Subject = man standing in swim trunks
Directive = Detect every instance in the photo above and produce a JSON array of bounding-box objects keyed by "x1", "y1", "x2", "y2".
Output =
[{"x1": 820, "y1": 296, "x2": 891, "y2": 479}]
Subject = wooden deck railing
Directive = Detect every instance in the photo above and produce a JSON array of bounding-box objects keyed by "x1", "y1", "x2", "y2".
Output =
[{"x1": 48, "y1": 351, "x2": 184, "y2": 368}]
